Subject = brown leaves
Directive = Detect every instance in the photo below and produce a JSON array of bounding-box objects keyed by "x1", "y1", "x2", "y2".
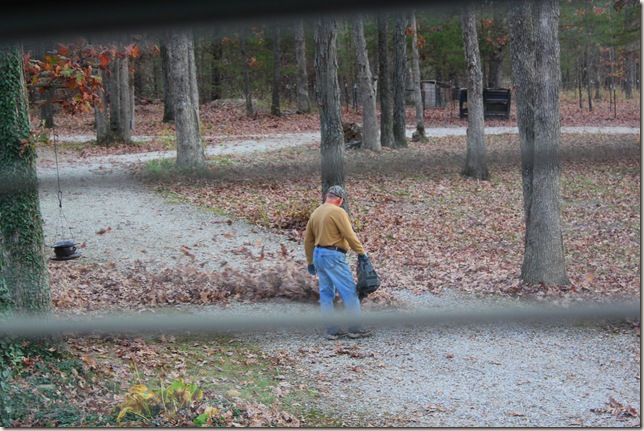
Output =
[
  {"x1": 48, "y1": 259, "x2": 321, "y2": 314},
  {"x1": 591, "y1": 397, "x2": 640, "y2": 421}
]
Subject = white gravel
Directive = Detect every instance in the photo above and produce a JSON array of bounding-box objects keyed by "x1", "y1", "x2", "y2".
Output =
[{"x1": 37, "y1": 129, "x2": 640, "y2": 427}]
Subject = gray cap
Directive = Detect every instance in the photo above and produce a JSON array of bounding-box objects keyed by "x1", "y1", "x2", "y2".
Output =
[{"x1": 326, "y1": 185, "x2": 346, "y2": 199}]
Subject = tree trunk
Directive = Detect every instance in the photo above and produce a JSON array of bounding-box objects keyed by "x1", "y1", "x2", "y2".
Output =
[
  {"x1": 294, "y1": 20, "x2": 311, "y2": 114},
  {"x1": 133, "y1": 44, "x2": 155, "y2": 101},
  {"x1": 461, "y1": 2, "x2": 489, "y2": 180},
  {"x1": 392, "y1": 13, "x2": 408, "y2": 148},
  {"x1": 352, "y1": 14, "x2": 380, "y2": 152},
  {"x1": 314, "y1": 17, "x2": 346, "y2": 206},
  {"x1": 0, "y1": 45, "x2": 51, "y2": 314},
  {"x1": 271, "y1": 27, "x2": 282, "y2": 116},
  {"x1": 211, "y1": 40, "x2": 223, "y2": 100},
  {"x1": 410, "y1": 11, "x2": 426, "y2": 141},
  {"x1": 509, "y1": 0, "x2": 569, "y2": 286},
  {"x1": 377, "y1": 14, "x2": 395, "y2": 149},
  {"x1": 622, "y1": 0, "x2": 639, "y2": 99},
  {"x1": 239, "y1": 26, "x2": 254, "y2": 118},
  {"x1": 196, "y1": 37, "x2": 210, "y2": 103},
  {"x1": 39, "y1": 86, "x2": 55, "y2": 128},
  {"x1": 95, "y1": 68, "x2": 110, "y2": 144},
  {"x1": 96, "y1": 46, "x2": 134, "y2": 145},
  {"x1": 160, "y1": 36, "x2": 175, "y2": 123},
  {"x1": 168, "y1": 29, "x2": 205, "y2": 171},
  {"x1": 486, "y1": 3, "x2": 508, "y2": 88},
  {"x1": 108, "y1": 54, "x2": 133, "y2": 144}
]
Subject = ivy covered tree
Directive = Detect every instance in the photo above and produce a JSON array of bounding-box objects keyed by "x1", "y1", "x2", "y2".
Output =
[{"x1": 0, "y1": 45, "x2": 51, "y2": 315}]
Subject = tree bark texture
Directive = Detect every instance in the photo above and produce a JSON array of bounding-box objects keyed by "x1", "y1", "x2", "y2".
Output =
[
  {"x1": 271, "y1": 26, "x2": 281, "y2": 116},
  {"x1": 133, "y1": 45, "x2": 155, "y2": 101},
  {"x1": 392, "y1": 13, "x2": 408, "y2": 148},
  {"x1": 95, "y1": 68, "x2": 110, "y2": 144},
  {"x1": 352, "y1": 14, "x2": 380, "y2": 152},
  {"x1": 294, "y1": 20, "x2": 311, "y2": 114},
  {"x1": 0, "y1": 45, "x2": 51, "y2": 314},
  {"x1": 377, "y1": 14, "x2": 394, "y2": 148},
  {"x1": 410, "y1": 11, "x2": 425, "y2": 139},
  {"x1": 108, "y1": 54, "x2": 133, "y2": 144},
  {"x1": 160, "y1": 37, "x2": 175, "y2": 123},
  {"x1": 210, "y1": 41, "x2": 223, "y2": 100},
  {"x1": 461, "y1": 2, "x2": 489, "y2": 180},
  {"x1": 314, "y1": 17, "x2": 346, "y2": 204},
  {"x1": 486, "y1": 3, "x2": 508, "y2": 88},
  {"x1": 168, "y1": 29, "x2": 205, "y2": 170},
  {"x1": 39, "y1": 87, "x2": 55, "y2": 128},
  {"x1": 239, "y1": 26, "x2": 254, "y2": 118},
  {"x1": 509, "y1": 0, "x2": 569, "y2": 285}
]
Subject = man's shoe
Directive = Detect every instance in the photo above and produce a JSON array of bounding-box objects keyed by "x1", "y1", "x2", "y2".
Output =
[
  {"x1": 325, "y1": 331, "x2": 346, "y2": 340},
  {"x1": 347, "y1": 329, "x2": 372, "y2": 339}
]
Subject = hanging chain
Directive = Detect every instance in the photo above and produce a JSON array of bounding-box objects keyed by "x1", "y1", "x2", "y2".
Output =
[{"x1": 52, "y1": 130, "x2": 75, "y2": 243}]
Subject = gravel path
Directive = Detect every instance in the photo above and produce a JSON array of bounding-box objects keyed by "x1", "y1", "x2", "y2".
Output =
[{"x1": 37, "y1": 128, "x2": 640, "y2": 427}]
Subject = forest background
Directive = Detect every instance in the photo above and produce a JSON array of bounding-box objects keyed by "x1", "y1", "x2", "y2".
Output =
[{"x1": 0, "y1": 0, "x2": 641, "y2": 427}]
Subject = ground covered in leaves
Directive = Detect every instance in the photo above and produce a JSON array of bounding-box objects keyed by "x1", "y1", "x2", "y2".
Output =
[
  {"x1": 148, "y1": 132, "x2": 640, "y2": 305},
  {"x1": 5, "y1": 97, "x2": 639, "y2": 427}
]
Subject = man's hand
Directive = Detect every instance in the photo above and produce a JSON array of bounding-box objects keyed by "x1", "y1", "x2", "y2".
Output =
[
  {"x1": 358, "y1": 254, "x2": 369, "y2": 263},
  {"x1": 307, "y1": 264, "x2": 317, "y2": 275}
]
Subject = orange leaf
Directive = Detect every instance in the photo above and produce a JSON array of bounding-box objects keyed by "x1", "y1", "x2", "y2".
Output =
[
  {"x1": 98, "y1": 53, "x2": 111, "y2": 68},
  {"x1": 57, "y1": 44, "x2": 70, "y2": 57}
]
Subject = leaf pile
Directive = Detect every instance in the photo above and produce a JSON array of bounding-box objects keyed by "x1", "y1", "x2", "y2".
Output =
[
  {"x1": 49, "y1": 259, "x2": 402, "y2": 316},
  {"x1": 49, "y1": 260, "x2": 321, "y2": 315}
]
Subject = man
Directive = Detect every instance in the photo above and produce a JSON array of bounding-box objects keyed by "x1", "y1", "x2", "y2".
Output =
[{"x1": 304, "y1": 185, "x2": 372, "y2": 340}]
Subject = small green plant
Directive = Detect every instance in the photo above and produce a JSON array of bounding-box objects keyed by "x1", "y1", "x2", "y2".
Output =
[
  {"x1": 116, "y1": 378, "x2": 204, "y2": 425},
  {"x1": 209, "y1": 155, "x2": 234, "y2": 167},
  {"x1": 158, "y1": 125, "x2": 177, "y2": 150},
  {"x1": 0, "y1": 337, "x2": 23, "y2": 423},
  {"x1": 145, "y1": 157, "x2": 176, "y2": 178}
]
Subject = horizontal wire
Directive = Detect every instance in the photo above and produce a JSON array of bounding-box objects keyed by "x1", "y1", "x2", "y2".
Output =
[{"x1": 1, "y1": 302, "x2": 639, "y2": 339}]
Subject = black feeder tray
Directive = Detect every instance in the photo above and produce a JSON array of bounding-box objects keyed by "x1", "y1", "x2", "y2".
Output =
[{"x1": 50, "y1": 240, "x2": 81, "y2": 261}]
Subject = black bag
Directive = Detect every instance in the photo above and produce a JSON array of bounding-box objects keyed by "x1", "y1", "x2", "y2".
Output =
[{"x1": 356, "y1": 259, "x2": 380, "y2": 298}]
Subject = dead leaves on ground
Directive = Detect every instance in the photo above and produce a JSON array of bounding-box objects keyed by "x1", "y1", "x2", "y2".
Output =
[
  {"x1": 591, "y1": 396, "x2": 640, "y2": 423},
  {"x1": 49, "y1": 259, "x2": 321, "y2": 314},
  {"x1": 153, "y1": 133, "x2": 640, "y2": 305}
]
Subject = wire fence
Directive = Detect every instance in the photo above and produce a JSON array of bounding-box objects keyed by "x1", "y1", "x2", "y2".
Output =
[{"x1": 1, "y1": 301, "x2": 639, "y2": 339}]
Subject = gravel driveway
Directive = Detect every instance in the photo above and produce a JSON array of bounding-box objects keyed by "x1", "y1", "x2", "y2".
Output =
[{"x1": 36, "y1": 128, "x2": 640, "y2": 427}]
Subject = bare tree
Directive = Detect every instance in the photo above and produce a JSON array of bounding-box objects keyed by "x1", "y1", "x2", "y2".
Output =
[
  {"x1": 352, "y1": 14, "x2": 380, "y2": 151},
  {"x1": 160, "y1": 35, "x2": 174, "y2": 123},
  {"x1": 97, "y1": 41, "x2": 133, "y2": 145},
  {"x1": 271, "y1": 26, "x2": 281, "y2": 116},
  {"x1": 294, "y1": 19, "x2": 311, "y2": 113},
  {"x1": 486, "y1": 2, "x2": 509, "y2": 88},
  {"x1": 508, "y1": 0, "x2": 570, "y2": 285},
  {"x1": 461, "y1": 2, "x2": 489, "y2": 180},
  {"x1": 167, "y1": 29, "x2": 205, "y2": 170},
  {"x1": 239, "y1": 26, "x2": 255, "y2": 118},
  {"x1": 410, "y1": 11, "x2": 426, "y2": 142},
  {"x1": 392, "y1": 13, "x2": 408, "y2": 148},
  {"x1": 314, "y1": 17, "x2": 346, "y2": 205},
  {"x1": 377, "y1": 14, "x2": 394, "y2": 148}
]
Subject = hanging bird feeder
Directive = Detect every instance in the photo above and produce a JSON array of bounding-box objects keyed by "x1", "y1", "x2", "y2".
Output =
[
  {"x1": 50, "y1": 240, "x2": 81, "y2": 261},
  {"x1": 48, "y1": 130, "x2": 82, "y2": 262}
]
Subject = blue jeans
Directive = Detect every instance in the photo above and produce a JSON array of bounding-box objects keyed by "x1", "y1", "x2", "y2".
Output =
[{"x1": 313, "y1": 247, "x2": 363, "y2": 334}]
